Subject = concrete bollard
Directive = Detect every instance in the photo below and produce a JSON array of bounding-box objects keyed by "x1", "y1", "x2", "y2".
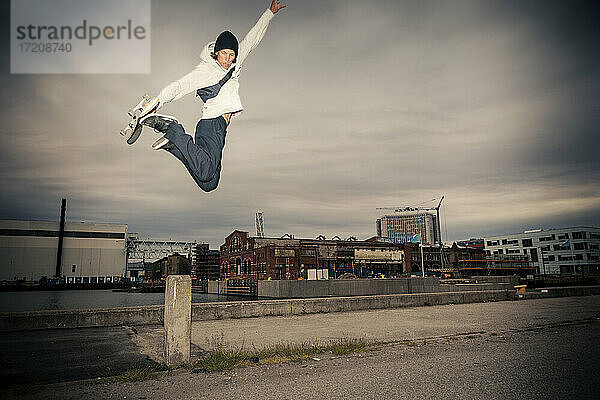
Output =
[{"x1": 164, "y1": 275, "x2": 191, "y2": 366}]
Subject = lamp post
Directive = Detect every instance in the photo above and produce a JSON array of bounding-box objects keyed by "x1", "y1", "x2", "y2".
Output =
[
  {"x1": 420, "y1": 227, "x2": 425, "y2": 278},
  {"x1": 538, "y1": 247, "x2": 546, "y2": 276}
]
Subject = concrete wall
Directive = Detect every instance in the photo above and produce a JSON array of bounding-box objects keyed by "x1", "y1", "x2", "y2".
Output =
[
  {"x1": 0, "y1": 305, "x2": 164, "y2": 331},
  {"x1": 257, "y1": 277, "x2": 514, "y2": 298},
  {"x1": 258, "y1": 278, "x2": 440, "y2": 298},
  {"x1": 438, "y1": 283, "x2": 515, "y2": 292},
  {"x1": 2, "y1": 286, "x2": 599, "y2": 332},
  {"x1": 470, "y1": 276, "x2": 520, "y2": 285}
]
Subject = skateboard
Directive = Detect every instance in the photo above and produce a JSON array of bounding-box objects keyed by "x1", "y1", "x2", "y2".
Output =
[{"x1": 120, "y1": 94, "x2": 159, "y2": 145}]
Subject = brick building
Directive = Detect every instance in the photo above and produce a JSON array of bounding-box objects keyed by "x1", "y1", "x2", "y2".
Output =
[
  {"x1": 220, "y1": 231, "x2": 408, "y2": 280},
  {"x1": 405, "y1": 243, "x2": 444, "y2": 274},
  {"x1": 448, "y1": 242, "x2": 487, "y2": 269},
  {"x1": 151, "y1": 254, "x2": 191, "y2": 280},
  {"x1": 446, "y1": 242, "x2": 534, "y2": 277}
]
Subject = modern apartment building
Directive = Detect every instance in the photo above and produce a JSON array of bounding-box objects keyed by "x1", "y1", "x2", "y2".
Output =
[
  {"x1": 376, "y1": 211, "x2": 440, "y2": 245},
  {"x1": 484, "y1": 226, "x2": 600, "y2": 275}
]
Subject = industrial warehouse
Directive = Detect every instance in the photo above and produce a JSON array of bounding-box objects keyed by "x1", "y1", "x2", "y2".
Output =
[{"x1": 0, "y1": 219, "x2": 126, "y2": 283}]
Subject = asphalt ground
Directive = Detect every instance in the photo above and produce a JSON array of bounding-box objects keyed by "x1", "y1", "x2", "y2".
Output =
[
  {"x1": 180, "y1": 295, "x2": 600, "y2": 356},
  {"x1": 0, "y1": 326, "x2": 160, "y2": 387},
  {"x1": 0, "y1": 295, "x2": 599, "y2": 399}
]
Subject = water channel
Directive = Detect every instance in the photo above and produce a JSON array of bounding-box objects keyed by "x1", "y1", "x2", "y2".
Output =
[{"x1": 0, "y1": 289, "x2": 248, "y2": 313}]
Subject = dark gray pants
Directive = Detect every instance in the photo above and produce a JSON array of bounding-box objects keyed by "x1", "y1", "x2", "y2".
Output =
[{"x1": 163, "y1": 116, "x2": 227, "y2": 192}]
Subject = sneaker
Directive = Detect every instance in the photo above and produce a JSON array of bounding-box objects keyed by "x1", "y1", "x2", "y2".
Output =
[
  {"x1": 140, "y1": 113, "x2": 179, "y2": 133},
  {"x1": 138, "y1": 96, "x2": 160, "y2": 119},
  {"x1": 152, "y1": 136, "x2": 173, "y2": 151}
]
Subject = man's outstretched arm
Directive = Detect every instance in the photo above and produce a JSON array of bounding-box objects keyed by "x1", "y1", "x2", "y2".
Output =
[
  {"x1": 236, "y1": 1, "x2": 286, "y2": 68},
  {"x1": 157, "y1": 68, "x2": 219, "y2": 105}
]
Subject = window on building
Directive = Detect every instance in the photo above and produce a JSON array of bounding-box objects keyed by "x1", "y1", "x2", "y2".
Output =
[
  {"x1": 529, "y1": 248, "x2": 538, "y2": 262},
  {"x1": 574, "y1": 243, "x2": 586, "y2": 250},
  {"x1": 560, "y1": 265, "x2": 574, "y2": 275},
  {"x1": 522, "y1": 239, "x2": 533, "y2": 247},
  {"x1": 502, "y1": 239, "x2": 508, "y2": 245},
  {"x1": 72, "y1": 265, "x2": 76, "y2": 273},
  {"x1": 558, "y1": 233, "x2": 569, "y2": 240},
  {"x1": 548, "y1": 255, "x2": 555, "y2": 261},
  {"x1": 572, "y1": 232, "x2": 584, "y2": 239}
]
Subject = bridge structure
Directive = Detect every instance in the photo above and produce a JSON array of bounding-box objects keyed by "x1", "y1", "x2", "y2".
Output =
[{"x1": 126, "y1": 238, "x2": 201, "y2": 267}]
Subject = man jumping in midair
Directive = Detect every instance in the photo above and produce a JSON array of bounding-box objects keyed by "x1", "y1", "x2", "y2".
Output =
[{"x1": 133, "y1": 0, "x2": 286, "y2": 192}]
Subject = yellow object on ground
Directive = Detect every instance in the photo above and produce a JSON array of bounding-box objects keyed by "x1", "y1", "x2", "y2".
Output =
[{"x1": 514, "y1": 285, "x2": 527, "y2": 294}]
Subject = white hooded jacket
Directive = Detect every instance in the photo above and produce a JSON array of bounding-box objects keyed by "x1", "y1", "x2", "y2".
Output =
[{"x1": 157, "y1": 9, "x2": 275, "y2": 120}]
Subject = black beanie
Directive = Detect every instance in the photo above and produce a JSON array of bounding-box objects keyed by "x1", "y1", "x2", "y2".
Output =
[{"x1": 214, "y1": 31, "x2": 238, "y2": 56}]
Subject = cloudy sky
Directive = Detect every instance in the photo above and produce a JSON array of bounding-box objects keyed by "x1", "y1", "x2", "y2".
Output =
[{"x1": 1, "y1": 0, "x2": 599, "y2": 247}]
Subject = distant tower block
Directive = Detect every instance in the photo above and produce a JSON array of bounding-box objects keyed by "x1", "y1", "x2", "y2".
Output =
[{"x1": 255, "y1": 211, "x2": 265, "y2": 238}]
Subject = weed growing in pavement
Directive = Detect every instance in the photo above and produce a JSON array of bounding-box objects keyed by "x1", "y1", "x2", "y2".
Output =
[
  {"x1": 117, "y1": 366, "x2": 161, "y2": 382},
  {"x1": 329, "y1": 337, "x2": 371, "y2": 355},
  {"x1": 196, "y1": 347, "x2": 252, "y2": 372},
  {"x1": 193, "y1": 336, "x2": 373, "y2": 373},
  {"x1": 212, "y1": 311, "x2": 223, "y2": 320}
]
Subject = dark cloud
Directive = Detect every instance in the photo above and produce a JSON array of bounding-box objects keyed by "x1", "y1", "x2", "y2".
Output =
[{"x1": 1, "y1": 0, "x2": 599, "y2": 247}]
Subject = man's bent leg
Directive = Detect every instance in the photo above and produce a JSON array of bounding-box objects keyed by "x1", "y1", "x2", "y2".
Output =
[
  {"x1": 190, "y1": 117, "x2": 227, "y2": 191},
  {"x1": 162, "y1": 122, "x2": 220, "y2": 182},
  {"x1": 165, "y1": 145, "x2": 221, "y2": 192},
  {"x1": 161, "y1": 117, "x2": 226, "y2": 191},
  {"x1": 196, "y1": 161, "x2": 222, "y2": 192}
]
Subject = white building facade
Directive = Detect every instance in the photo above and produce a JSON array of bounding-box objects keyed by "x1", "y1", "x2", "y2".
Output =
[
  {"x1": 0, "y1": 220, "x2": 127, "y2": 282},
  {"x1": 377, "y1": 211, "x2": 439, "y2": 245},
  {"x1": 484, "y1": 226, "x2": 600, "y2": 275}
]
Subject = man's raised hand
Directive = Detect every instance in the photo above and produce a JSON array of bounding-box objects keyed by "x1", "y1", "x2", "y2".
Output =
[{"x1": 270, "y1": 0, "x2": 286, "y2": 14}]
